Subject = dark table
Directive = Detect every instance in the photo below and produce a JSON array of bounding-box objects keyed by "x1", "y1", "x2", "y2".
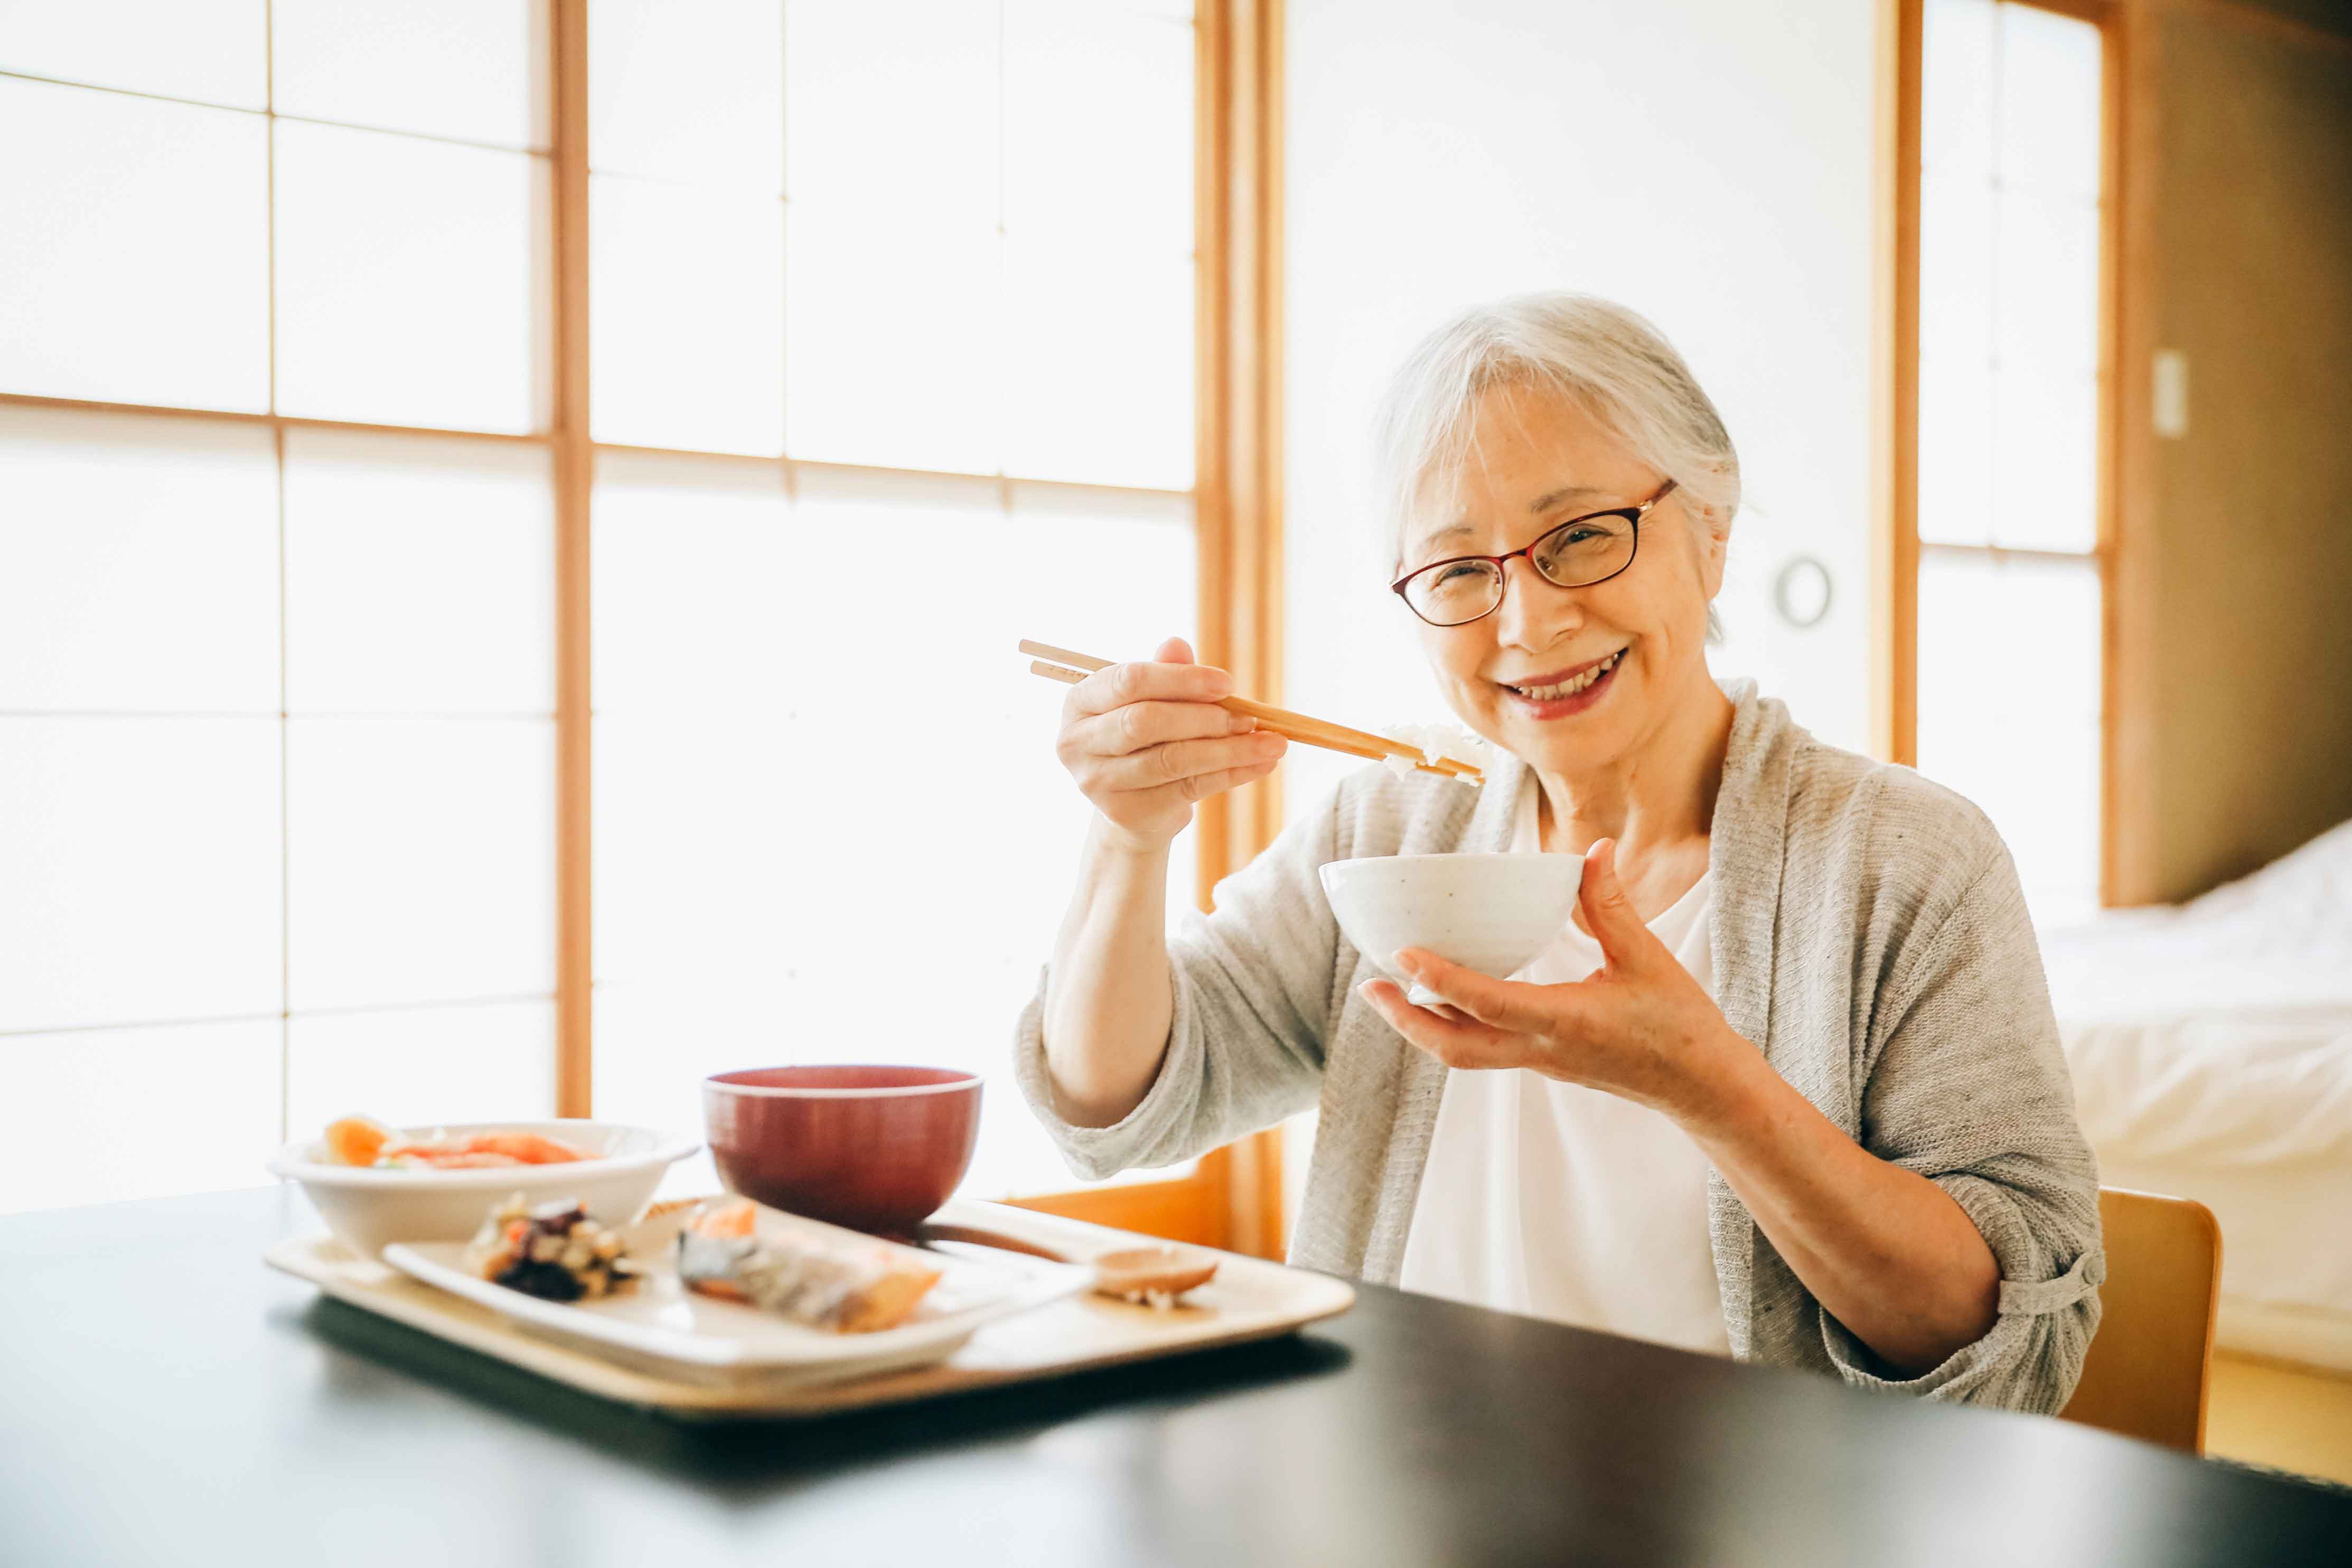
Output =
[{"x1": 2, "y1": 1188, "x2": 2346, "y2": 1567}]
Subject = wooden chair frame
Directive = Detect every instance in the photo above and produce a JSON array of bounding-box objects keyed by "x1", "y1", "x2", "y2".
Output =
[{"x1": 2059, "y1": 1186, "x2": 2224, "y2": 1453}]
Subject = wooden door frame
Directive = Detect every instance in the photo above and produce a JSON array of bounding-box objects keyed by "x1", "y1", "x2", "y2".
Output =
[{"x1": 1872, "y1": 0, "x2": 1923, "y2": 769}]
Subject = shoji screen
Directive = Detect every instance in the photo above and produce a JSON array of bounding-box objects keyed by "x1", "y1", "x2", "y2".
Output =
[
  {"x1": 0, "y1": 0, "x2": 1205, "y2": 1215},
  {"x1": 584, "y1": 2, "x2": 1200, "y2": 1198},
  {"x1": 1915, "y1": 0, "x2": 2108, "y2": 923},
  {"x1": 0, "y1": 1, "x2": 555, "y2": 1213}
]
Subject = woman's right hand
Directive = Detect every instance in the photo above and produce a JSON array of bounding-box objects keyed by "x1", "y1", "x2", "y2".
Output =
[{"x1": 1055, "y1": 635, "x2": 1288, "y2": 854}]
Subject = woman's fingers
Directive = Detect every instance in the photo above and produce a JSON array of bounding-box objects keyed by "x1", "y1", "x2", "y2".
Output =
[
  {"x1": 1393, "y1": 950, "x2": 1572, "y2": 1037},
  {"x1": 1097, "y1": 752, "x2": 1284, "y2": 820},
  {"x1": 1067, "y1": 656, "x2": 1235, "y2": 717},
  {"x1": 1577, "y1": 839, "x2": 1667, "y2": 971},
  {"x1": 1090, "y1": 731, "x2": 1287, "y2": 791},
  {"x1": 1160, "y1": 753, "x2": 1285, "y2": 803},
  {"x1": 1358, "y1": 978, "x2": 1520, "y2": 1068},
  {"x1": 1070, "y1": 697, "x2": 1255, "y2": 758},
  {"x1": 1050, "y1": 638, "x2": 1252, "y2": 851}
]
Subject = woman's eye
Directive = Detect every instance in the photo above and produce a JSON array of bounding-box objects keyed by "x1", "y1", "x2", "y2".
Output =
[{"x1": 1432, "y1": 564, "x2": 1485, "y2": 586}]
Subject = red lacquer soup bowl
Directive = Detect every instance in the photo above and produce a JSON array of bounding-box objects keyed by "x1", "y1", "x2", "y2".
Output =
[{"x1": 702, "y1": 1065, "x2": 982, "y2": 1235}]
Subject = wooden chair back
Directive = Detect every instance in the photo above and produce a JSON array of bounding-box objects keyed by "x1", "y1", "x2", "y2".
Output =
[{"x1": 2058, "y1": 1187, "x2": 2223, "y2": 1452}]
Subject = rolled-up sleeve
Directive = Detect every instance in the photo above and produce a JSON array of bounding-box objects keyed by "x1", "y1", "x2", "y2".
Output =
[
  {"x1": 1824, "y1": 843, "x2": 2106, "y2": 1412},
  {"x1": 1011, "y1": 791, "x2": 1344, "y2": 1182}
]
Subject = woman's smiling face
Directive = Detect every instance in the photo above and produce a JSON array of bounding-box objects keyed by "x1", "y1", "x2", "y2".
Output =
[{"x1": 1400, "y1": 382, "x2": 1727, "y2": 779}]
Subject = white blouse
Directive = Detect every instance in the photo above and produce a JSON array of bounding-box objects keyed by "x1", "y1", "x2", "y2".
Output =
[{"x1": 1396, "y1": 777, "x2": 1731, "y2": 1356}]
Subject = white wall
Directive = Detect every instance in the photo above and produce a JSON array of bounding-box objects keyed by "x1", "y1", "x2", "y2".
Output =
[{"x1": 1282, "y1": 0, "x2": 1884, "y2": 818}]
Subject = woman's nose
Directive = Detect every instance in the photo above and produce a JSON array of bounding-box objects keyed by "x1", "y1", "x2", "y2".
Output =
[{"x1": 1491, "y1": 556, "x2": 1579, "y2": 649}]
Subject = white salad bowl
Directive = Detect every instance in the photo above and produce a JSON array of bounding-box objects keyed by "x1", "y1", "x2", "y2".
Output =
[
  {"x1": 266, "y1": 1120, "x2": 700, "y2": 1260},
  {"x1": 1319, "y1": 853, "x2": 1584, "y2": 1007}
]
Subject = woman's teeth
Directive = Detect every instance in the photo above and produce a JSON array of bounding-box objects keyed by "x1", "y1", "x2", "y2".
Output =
[{"x1": 1510, "y1": 650, "x2": 1622, "y2": 700}]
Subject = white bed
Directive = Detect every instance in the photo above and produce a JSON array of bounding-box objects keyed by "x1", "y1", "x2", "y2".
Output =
[{"x1": 2039, "y1": 819, "x2": 2352, "y2": 1373}]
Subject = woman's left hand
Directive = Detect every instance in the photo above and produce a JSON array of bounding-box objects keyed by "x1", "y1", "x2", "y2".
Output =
[
  {"x1": 1369, "y1": 837, "x2": 2006, "y2": 1373},
  {"x1": 1359, "y1": 838, "x2": 1750, "y2": 1128}
]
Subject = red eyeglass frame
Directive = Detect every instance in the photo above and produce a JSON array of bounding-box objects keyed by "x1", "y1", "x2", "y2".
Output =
[{"x1": 1389, "y1": 478, "x2": 1680, "y2": 628}]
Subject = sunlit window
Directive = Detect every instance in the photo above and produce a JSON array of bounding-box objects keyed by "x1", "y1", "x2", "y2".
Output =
[
  {"x1": 1916, "y1": 0, "x2": 2107, "y2": 923},
  {"x1": 585, "y1": 1, "x2": 1199, "y2": 1198},
  {"x1": 0, "y1": 1, "x2": 1198, "y2": 1215}
]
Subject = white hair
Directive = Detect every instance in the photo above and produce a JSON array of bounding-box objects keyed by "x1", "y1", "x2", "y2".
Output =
[{"x1": 1373, "y1": 292, "x2": 1741, "y2": 641}]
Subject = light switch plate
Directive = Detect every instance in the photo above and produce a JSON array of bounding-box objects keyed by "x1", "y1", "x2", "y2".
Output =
[{"x1": 2153, "y1": 350, "x2": 2189, "y2": 438}]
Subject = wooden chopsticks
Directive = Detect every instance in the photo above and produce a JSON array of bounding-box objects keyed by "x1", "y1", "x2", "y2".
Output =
[{"x1": 1019, "y1": 640, "x2": 1485, "y2": 784}]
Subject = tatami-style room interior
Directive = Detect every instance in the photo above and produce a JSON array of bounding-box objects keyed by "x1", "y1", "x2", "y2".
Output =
[{"x1": 2, "y1": 2, "x2": 2349, "y2": 1563}]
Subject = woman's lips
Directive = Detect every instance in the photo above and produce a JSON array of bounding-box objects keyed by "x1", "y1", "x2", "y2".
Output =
[{"x1": 1498, "y1": 648, "x2": 1625, "y2": 719}]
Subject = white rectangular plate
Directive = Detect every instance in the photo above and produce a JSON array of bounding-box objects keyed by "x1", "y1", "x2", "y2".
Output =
[{"x1": 382, "y1": 1207, "x2": 1092, "y2": 1383}]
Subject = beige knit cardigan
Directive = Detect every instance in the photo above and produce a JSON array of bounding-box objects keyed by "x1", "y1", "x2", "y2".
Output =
[{"x1": 1013, "y1": 679, "x2": 2104, "y2": 1413}]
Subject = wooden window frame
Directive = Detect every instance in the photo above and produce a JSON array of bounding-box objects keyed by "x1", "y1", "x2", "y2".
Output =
[{"x1": 1878, "y1": 0, "x2": 2123, "y2": 906}]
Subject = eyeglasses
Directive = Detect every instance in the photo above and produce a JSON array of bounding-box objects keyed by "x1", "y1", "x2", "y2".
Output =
[{"x1": 1389, "y1": 479, "x2": 1679, "y2": 628}]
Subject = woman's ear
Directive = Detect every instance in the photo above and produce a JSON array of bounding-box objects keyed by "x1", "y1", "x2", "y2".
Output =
[{"x1": 1695, "y1": 507, "x2": 1730, "y2": 600}]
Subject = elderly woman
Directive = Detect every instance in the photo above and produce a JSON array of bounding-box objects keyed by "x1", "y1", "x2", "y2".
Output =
[{"x1": 1014, "y1": 293, "x2": 2103, "y2": 1411}]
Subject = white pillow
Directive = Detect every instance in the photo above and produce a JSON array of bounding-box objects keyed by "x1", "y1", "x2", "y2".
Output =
[{"x1": 2184, "y1": 816, "x2": 2352, "y2": 943}]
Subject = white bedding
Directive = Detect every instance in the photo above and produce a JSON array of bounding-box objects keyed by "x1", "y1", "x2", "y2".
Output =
[{"x1": 2039, "y1": 819, "x2": 2352, "y2": 1370}]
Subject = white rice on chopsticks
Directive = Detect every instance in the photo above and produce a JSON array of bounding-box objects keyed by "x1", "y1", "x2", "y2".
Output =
[{"x1": 1376, "y1": 724, "x2": 1494, "y2": 783}]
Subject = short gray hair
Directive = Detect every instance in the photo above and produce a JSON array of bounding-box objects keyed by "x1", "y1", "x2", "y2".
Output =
[{"x1": 1374, "y1": 292, "x2": 1741, "y2": 639}]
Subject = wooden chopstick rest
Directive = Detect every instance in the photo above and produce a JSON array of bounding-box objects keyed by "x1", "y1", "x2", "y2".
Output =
[{"x1": 916, "y1": 1220, "x2": 1220, "y2": 1303}]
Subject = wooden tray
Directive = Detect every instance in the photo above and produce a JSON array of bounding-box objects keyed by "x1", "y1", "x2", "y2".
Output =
[{"x1": 265, "y1": 1196, "x2": 1355, "y2": 1419}]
